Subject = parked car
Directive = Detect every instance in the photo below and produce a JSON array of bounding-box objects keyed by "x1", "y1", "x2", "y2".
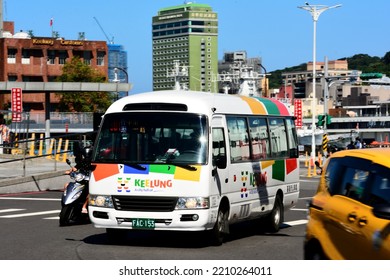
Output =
[{"x1": 304, "y1": 148, "x2": 390, "y2": 259}]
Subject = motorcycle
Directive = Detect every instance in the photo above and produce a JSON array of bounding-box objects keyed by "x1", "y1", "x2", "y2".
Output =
[{"x1": 59, "y1": 158, "x2": 90, "y2": 226}]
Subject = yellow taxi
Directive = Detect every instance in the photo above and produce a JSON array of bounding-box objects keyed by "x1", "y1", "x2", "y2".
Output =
[{"x1": 304, "y1": 148, "x2": 390, "y2": 259}]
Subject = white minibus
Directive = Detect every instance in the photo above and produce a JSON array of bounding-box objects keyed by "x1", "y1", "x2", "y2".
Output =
[{"x1": 88, "y1": 90, "x2": 300, "y2": 245}]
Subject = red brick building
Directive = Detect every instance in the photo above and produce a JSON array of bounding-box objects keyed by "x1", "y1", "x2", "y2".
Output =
[{"x1": 0, "y1": 21, "x2": 108, "y2": 111}]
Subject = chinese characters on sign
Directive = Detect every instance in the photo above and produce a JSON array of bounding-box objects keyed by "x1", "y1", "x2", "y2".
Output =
[
  {"x1": 11, "y1": 88, "x2": 22, "y2": 122},
  {"x1": 294, "y1": 99, "x2": 302, "y2": 128}
]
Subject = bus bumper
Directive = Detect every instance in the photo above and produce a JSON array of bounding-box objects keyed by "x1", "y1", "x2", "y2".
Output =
[{"x1": 89, "y1": 206, "x2": 218, "y2": 231}]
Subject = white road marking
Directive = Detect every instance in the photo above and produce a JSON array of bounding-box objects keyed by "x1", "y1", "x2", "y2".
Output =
[
  {"x1": 290, "y1": 208, "x2": 308, "y2": 211},
  {"x1": 284, "y1": 219, "x2": 308, "y2": 226},
  {"x1": 0, "y1": 210, "x2": 60, "y2": 218},
  {"x1": 44, "y1": 216, "x2": 59, "y2": 220},
  {"x1": 0, "y1": 208, "x2": 25, "y2": 213},
  {"x1": 0, "y1": 197, "x2": 60, "y2": 201}
]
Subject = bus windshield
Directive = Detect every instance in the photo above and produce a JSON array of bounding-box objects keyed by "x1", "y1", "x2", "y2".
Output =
[{"x1": 93, "y1": 112, "x2": 208, "y2": 165}]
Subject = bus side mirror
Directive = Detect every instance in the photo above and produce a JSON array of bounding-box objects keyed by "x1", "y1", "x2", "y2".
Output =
[{"x1": 212, "y1": 155, "x2": 227, "y2": 176}]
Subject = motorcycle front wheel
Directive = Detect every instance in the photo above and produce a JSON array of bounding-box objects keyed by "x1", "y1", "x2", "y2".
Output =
[{"x1": 59, "y1": 205, "x2": 76, "y2": 227}]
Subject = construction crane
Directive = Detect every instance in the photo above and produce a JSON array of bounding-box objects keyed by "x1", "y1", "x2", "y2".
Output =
[{"x1": 93, "y1": 17, "x2": 114, "y2": 44}]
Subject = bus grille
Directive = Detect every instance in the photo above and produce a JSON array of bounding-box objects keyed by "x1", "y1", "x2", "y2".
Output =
[{"x1": 112, "y1": 196, "x2": 178, "y2": 212}]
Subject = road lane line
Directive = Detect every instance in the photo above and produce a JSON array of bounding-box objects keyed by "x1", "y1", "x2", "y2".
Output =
[
  {"x1": 284, "y1": 219, "x2": 308, "y2": 226},
  {"x1": 0, "y1": 197, "x2": 60, "y2": 201},
  {"x1": 44, "y1": 216, "x2": 59, "y2": 220},
  {"x1": 0, "y1": 208, "x2": 25, "y2": 213},
  {"x1": 0, "y1": 210, "x2": 60, "y2": 218},
  {"x1": 290, "y1": 208, "x2": 308, "y2": 211}
]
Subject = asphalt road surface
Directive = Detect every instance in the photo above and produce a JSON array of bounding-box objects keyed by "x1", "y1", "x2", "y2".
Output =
[{"x1": 0, "y1": 176, "x2": 317, "y2": 260}]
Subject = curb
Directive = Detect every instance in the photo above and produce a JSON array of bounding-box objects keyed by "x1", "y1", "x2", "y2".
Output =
[{"x1": 0, "y1": 171, "x2": 69, "y2": 194}]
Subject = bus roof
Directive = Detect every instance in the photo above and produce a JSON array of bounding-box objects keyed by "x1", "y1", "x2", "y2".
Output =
[{"x1": 105, "y1": 90, "x2": 292, "y2": 117}]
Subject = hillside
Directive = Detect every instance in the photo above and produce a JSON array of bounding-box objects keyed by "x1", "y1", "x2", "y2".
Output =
[{"x1": 268, "y1": 51, "x2": 390, "y2": 89}]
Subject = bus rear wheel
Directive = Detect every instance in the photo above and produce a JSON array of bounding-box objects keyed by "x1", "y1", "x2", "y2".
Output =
[{"x1": 266, "y1": 195, "x2": 283, "y2": 233}]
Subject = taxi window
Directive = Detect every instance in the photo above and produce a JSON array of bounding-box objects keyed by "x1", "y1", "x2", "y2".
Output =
[
  {"x1": 324, "y1": 159, "x2": 344, "y2": 195},
  {"x1": 340, "y1": 168, "x2": 369, "y2": 201},
  {"x1": 365, "y1": 163, "x2": 390, "y2": 206},
  {"x1": 325, "y1": 156, "x2": 371, "y2": 199}
]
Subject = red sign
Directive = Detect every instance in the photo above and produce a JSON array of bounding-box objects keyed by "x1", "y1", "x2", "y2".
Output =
[
  {"x1": 11, "y1": 88, "x2": 23, "y2": 122},
  {"x1": 294, "y1": 99, "x2": 303, "y2": 128}
]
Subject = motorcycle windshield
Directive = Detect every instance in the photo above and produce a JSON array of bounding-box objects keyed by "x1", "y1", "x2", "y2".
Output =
[{"x1": 92, "y1": 112, "x2": 208, "y2": 165}]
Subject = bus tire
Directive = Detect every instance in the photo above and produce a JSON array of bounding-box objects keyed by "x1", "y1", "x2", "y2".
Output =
[
  {"x1": 267, "y1": 195, "x2": 283, "y2": 233},
  {"x1": 210, "y1": 206, "x2": 229, "y2": 246}
]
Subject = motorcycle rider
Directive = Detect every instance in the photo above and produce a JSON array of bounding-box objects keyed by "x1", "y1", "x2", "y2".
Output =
[{"x1": 65, "y1": 141, "x2": 93, "y2": 214}]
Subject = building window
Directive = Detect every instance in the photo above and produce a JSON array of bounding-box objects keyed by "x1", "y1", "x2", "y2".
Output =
[
  {"x1": 84, "y1": 51, "x2": 91, "y2": 65},
  {"x1": 59, "y1": 51, "x2": 67, "y2": 65},
  {"x1": 97, "y1": 51, "x2": 105, "y2": 66},
  {"x1": 22, "y1": 49, "x2": 30, "y2": 64},
  {"x1": 47, "y1": 50, "x2": 55, "y2": 65},
  {"x1": 7, "y1": 49, "x2": 16, "y2": 64},
  {"x1": 8, "y1": 75, "x2": 17, "y2": 82}
]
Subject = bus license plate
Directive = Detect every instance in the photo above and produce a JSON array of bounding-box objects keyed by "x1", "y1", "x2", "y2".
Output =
[{"x1": 132, "y1": 218, "x2": 155, "y2": 229}]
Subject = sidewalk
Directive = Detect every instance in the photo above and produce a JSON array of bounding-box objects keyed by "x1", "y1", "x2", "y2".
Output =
[
  {"x1": 0, "y1": 154, "x2": 71, "y2": 194},
  {"x1": 0, "y1": 154, "x2": 70, "y2": 178}
]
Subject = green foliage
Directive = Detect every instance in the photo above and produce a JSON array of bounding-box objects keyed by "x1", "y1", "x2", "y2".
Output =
[
  {"x1": 56, "y1": 57, "x2": 113, "y2": 112},
  {"x1": 268, "y1": 51, "x2": 390, "y2": 89}
]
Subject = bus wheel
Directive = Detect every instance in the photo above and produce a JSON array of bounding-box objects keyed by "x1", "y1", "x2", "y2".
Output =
[
  {"x1": 210, "y1": 206, "x2": 229, "y2": 246},
  {"x1": 266, "y1": 195, "x2": 283, "y2": 233}
]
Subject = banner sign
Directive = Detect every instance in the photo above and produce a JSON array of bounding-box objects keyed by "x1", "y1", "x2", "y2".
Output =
[{"x1": 11, "y1": 88, "x2": 23, "y2": 122}]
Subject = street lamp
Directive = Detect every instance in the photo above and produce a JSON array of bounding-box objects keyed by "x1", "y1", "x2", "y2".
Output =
[
  {"x1": 113, "y1": 67, "x2": 129, "y2": 97},
  {"x1": 298, "y1": 2, "x2": 341, "y2": 162}
]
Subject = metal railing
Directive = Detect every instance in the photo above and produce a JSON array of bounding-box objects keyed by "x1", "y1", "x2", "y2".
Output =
[{"x1": 0, "y1": 132, "x2": 95, "y2": 177}]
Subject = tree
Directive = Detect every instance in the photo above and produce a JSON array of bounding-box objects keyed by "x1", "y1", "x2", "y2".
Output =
[
  {"x1": 383, "y1": 52, "x2": 390, "y2": 65},
  {"x1": 56, "y1": 57, "x2": 113, "y2": 112}
]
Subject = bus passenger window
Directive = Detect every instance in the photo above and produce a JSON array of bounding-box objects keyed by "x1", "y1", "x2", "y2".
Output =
[
  {"x1": 269, "y1": 118, "x2": 288, "y2": 158},
  {"x1": 286, "y1": 119, "x2": 299, "y2": 158},
  {"x1": 227, "y1": 117, "x2": 250, "y2": 162},
  {"x1": 249, "y1": 117, "x2": 270, "y2": 159}
]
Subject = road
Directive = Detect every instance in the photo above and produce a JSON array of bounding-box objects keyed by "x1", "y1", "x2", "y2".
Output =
[{"x1": 0, "y1": 177, "x2": 317, "y2": 260}]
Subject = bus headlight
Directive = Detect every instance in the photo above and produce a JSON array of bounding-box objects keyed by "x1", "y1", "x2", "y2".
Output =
[
  {"x1": 89, "y1": 195, "x2": 114, "y2": 208},
  {"x1": 175, "y1": 197, "x2": 209, "y2": 209}
]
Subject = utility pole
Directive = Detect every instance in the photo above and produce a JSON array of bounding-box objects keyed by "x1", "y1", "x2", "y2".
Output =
[{"x1": 298, "y1": 3, "x2": 341, "y2": 163}]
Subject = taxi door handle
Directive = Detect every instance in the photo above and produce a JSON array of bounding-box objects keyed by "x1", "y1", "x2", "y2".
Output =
[
  {"x1": 347, "y1": 212, "x2": 357, "y2": 222},
  {"x1": 358, "y1": 217, "x2": 368, "y2": 227}
]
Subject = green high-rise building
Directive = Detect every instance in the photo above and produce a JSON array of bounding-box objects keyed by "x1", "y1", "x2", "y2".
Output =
[{"x1": 152, "y1": 2, "x2": 218, "y2": 92}]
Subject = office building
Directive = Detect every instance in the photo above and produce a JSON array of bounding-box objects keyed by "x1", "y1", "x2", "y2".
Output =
[
  {"x1": 0, "y1": 21, "x2": 108, "y2": 111},
  {"x1": 108, "y1": 44, "x2": 128, "y2": 98},
  {"x1": 152, "y1": 2, "x2": 218, "y2": 92}
]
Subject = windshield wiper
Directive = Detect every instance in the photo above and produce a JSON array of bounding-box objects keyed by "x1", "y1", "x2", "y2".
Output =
[{"x1": 168, "y1": 162, "x2": 198, "y2": 171}]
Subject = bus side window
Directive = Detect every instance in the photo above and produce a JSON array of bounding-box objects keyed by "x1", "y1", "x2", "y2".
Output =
[
  {"x1": 249, "y1": 117, "x2": 270, "y2": 159},
  {"x1": 212, "y1": 128, "x2": 227, "y2": 169},
  {"x1": 269, "y1": 118, "x2": 288, "y2": 158},
  {"x1": 286, "y1": 118, "x2": 299, "y2": 158},
  {"x1": 227, "y1": 117, "x2": 250, "y2": 162}
]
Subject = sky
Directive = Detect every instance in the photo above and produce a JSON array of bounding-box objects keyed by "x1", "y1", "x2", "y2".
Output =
[{"x1": 4, "y1": 0, "x2": 390, "y2": 94}]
